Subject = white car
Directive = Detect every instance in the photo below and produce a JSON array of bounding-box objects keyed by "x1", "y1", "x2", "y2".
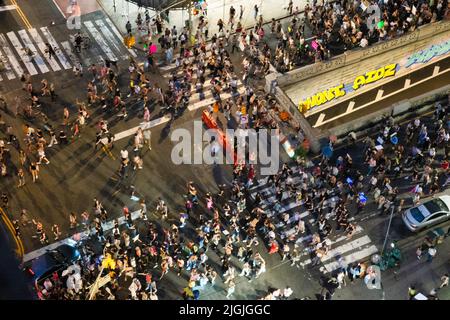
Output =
[{"x1": 402, "y1": 195, "x2": 450, "y2": 232}]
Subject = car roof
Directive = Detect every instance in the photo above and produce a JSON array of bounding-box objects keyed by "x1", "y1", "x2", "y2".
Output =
[
  {"x1": 417, "y1": 205, "x2": 431, "y2": 218},
  {"x1": 439, "y1": 195, "x2": 450, "y2": 210}
]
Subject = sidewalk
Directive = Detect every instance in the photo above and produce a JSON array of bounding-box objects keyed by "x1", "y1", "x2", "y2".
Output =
[{"x1": 97, "y1": 0, "x2": 307, "y2": 40}]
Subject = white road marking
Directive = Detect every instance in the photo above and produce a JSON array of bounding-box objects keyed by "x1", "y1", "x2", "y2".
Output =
[
  {"x1": 6, "y1": 31, "x2": 38, "y2": 75},
  {"x1": 28, "y1": 28, "x2": 62, "y2": 72},
  {"x1": 83, "y1": 20, "x2": 117, "y2": 61},
  {"x1": 188, "y1": 86, "x2": 245, "y2": 111},
  {"x1": 321, "y1": 235, "x2": 372, "y2": 263},
  {"x1": 104, "y1": 17, "x2": 137, "y2": 58},
  {"x1": 95, "y1": 19, "x2": 125, "y2": 58},
  {"x1": 0, "y1": 47, "x2": 17, "y2": 80},
  {"x1": 60, "y1": 41, "x2": 80, "y2": 66},
  {"x1": 23, "y1": 209, "x2": 143, "y2": 263},
  {"x1": 40, "y1": 27, "x2": 72, "y2": 69},
  {"x1": 114, "y1": 115, "x2": 172, "y2": 141},
  {"x1": 51, "y1": 0, "x2": 67, "y2": 18},
  {"x1": 0, "y1": 5, "x2": 17, "y2": 12},
  {"x1": 17, "y1": 30, "x2": 50, "y2": 74},
  {"x1": 0, "y1": 34, "x2": 24, "y2": 77},
  {"x1": 322, "y1": 245, "x2": 378, "y2": 273}
]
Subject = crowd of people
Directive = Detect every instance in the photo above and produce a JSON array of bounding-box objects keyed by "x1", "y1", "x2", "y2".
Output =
[
  {"x1": 27, "y1": 95, "x2": 449, "y2": 300},
  {"x1": 1, "y1": 2, "x2": 449, "y2": 301},
  {"x1": 263, "y1": 0, "x2": 450, "y2": 72}
]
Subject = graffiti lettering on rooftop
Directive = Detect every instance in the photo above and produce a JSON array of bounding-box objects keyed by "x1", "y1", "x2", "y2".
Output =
[{"x1": 405, "y1": 40, "x2": 450, "y2": 68}]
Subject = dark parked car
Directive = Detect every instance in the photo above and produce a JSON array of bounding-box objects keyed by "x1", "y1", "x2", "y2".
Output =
[{"x1": 23, "y1": 244, "x2": 80, "y2": 296}]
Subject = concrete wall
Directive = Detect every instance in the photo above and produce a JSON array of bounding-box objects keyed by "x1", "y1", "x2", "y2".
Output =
[
  {"x1": 268, "y1": 80, "x2": 321, "y2": 153},
  {"x1": 328, "y1": 84, "x2": 450, "y2": 138}
]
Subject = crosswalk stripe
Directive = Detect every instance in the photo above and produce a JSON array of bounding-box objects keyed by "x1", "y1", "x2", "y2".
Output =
[
  {"x1": 40, "y1": 27, "x2": 71, "y2": 70},
  {"x1": 95, "y1": 20, "x2": 127, "y2": 60},
  {"x1": 17, "y1": 30, "x2": 49, "y2": 74},
  {"x1": 189, "y1": 84, "x2": 244, "y2": 105},
  {"x1": 160, "y1": 50, "x2": 214, "y2": 73},
  {"x1": 188, "y1": 86, "x2": 246, "y2": 111},
  {"x1": 83, "y1": 21, "x2": 117, "y2": 62},
  {"x1": 322, "y1": 245, "x2": 378, "y2": 273},
  {"x1": 159, "y1": 43, "x2": 214, "y2": 72},
  {"x1": 321, "y1": 235, "x2": 372, "y2": 263},
  {"x1": 0, "y1": 34, "x2": 23, "y2": 77},
  {"x1": 0, "y1": 47, "x2": 17, "y2": 80},
  {"x1": 60, "y1": 41, "x2": 80, "y2": 66},
  {"x1": 189, "y1": 78, "x2": 242, "y2": 95},
  {"x1": 28, "y1": 28, "x2": 61, "y2": 72},
  {"x1": 6, "y1": 31, "x2": 38, "y2": 75},
  {"x1": 104, "y1": 17, "x2": 137, "y2": 58}
]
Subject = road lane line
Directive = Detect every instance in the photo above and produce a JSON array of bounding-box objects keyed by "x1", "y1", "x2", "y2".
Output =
[
  {"x1": 114, "y1": 115, "x2": 172, "y2": 141},
  {"x1": 10, "y1": 0, "x2": 32, "y2": 29},
  {"x1": 40, "y1": 27, "x2": 72, "y2": 69},
  {"x1": 83, "y1": 20, "x2": 117, "y2": 61},
  {"x1": 0, "y1": 208, "x2": 24, "y2": 258},
  {"x1": 7, "y1": 31, "x2": 38, "y2": 75},
  {"x1": 23, "y1": 208, "x2": 143, "y2": 263},
  {"x1": 51, "y1": 0, "x2": 67, "y2": 18},
  {"x1": 28, "y1": 28, "x2": 62, "y2": 72},
  {"x1": 0, "y1": 34, "x2": 24, "y2": 77},
  {"x1": 17, "y1": 30, "x2": 49, "y2": 74}
]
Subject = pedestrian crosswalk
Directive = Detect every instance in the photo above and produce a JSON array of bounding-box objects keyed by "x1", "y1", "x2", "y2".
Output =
[
  {"x1": 249, "y1": 167, "x2": 378, "y2": 274},
  {"x1": 0, "y1": 17, "x2": 135, "y2": 82}
]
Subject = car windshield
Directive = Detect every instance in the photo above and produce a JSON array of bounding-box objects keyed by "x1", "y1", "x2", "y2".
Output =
[
  {"x1": 410, "y1": 207, "x2": 425, "y2": 223},
  {"x1": 424, "y1": 199, "x2": 449, "y2": 215}
]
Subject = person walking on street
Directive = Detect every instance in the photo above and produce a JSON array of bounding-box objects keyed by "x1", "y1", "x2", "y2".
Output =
[
  {"x1": 253, "y1": 4, "x2": 259, "y2": 20},
  {"x1": 226, "y1": 280, "x2": 235, "y2": 298},
  {"x1": 51, "y1": 224, "x2": 61, "y2": 241},
  {"x1": 143, "y1": 129, "x2": 152, "y2": 150},
  {"x1": 126, "y1": 21, "x2": 132, "y2": 34},
  {"x1": 439, "y1": 274, "x2": 449, "y2": 289},
  {"x1": 29, "y1": 162, "x2": 39, "y2": 183},
  {"x1": 427, "y1": 246, "x2": 437, "y2": 262},
  {"x1": 69, "y1": 212, "x2": 78, "y2": 229},
  {"x1": 408, "y1": 286, "x2": 417, "y2": 300},
  {"x1": 140, "y1": 198, "x2": 147, "y2": 221},
  {"x1": 17, "y1": 168, "x2": 25, "y2": 187},
  {"x1": 45, "y1": 43, "x2": 56, "y2": 60},
  {"x1": 287, "y1": 0, "x2": 293, "y2": 15}
]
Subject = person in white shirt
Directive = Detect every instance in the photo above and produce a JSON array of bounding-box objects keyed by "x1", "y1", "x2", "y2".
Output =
[
  {"x1": 360, "y1": 37, "x2": 369, "y2": 47},
  {"x1": 282, "y1": 286, "x2": 293, "y2": 299}
]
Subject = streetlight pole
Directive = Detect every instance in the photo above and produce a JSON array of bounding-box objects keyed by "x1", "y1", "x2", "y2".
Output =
[{"x1": 381, "y1": 205, "x2": 395, "y2": 255}]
